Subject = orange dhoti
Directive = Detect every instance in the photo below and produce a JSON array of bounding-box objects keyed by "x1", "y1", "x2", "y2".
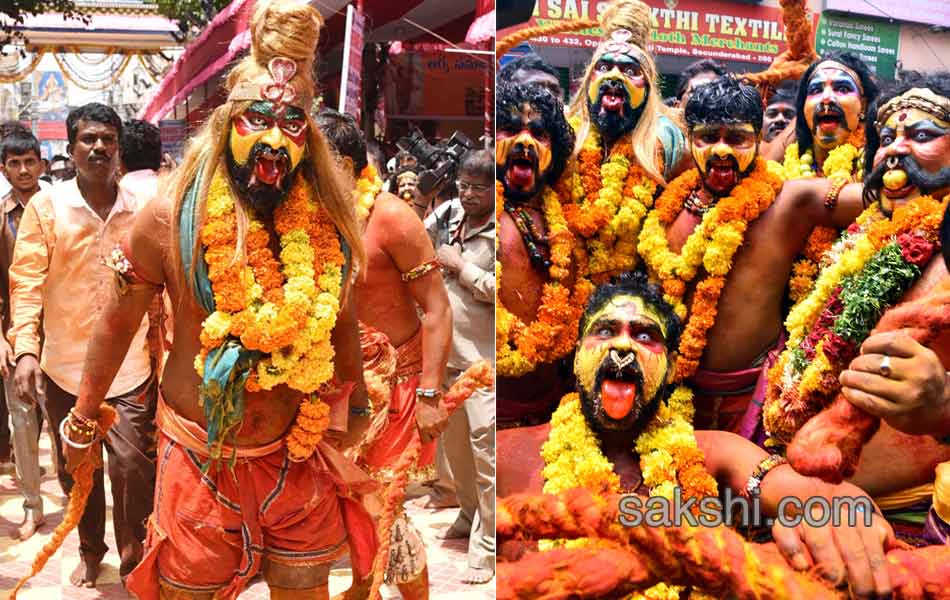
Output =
[
  {"x1": 126, "y1": 396, "x2": 378, "y2": 600},
  {"x1": 358, "y1": 325, "x2": 435, "y2": 474},
  {"x1": 356, "y1": 324, "x2": 432, "y2": 584}
]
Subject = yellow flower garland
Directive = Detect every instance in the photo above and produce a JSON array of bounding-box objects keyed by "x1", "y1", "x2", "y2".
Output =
[
  {"x1": 770, "y1": 141, "x2": 863, "y2": 183},
  {"x1": 769, "y1": 140, "x2": 865, "y2": 305},
  {"x1": 541, "y1": 389, "x2": 718, "y2": 600},
  {"x1": 355, "y1": 164, "x2": 383, "y2": 225},
  {"x1": 197, "y1": 167, "x2": 345, "y2": 461},
  {"x1": 496, "y1": 182, "x2": 595, "y2": 377},
  {"x1": 564, "y1": 116, "x2": 657, "y2": 280},
  {"x1": 637, "y1": 159, "x2": 783, "y2": 379}
]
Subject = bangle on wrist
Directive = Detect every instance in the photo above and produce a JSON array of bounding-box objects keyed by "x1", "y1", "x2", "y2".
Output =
[
  {"x1": 350, "y1": 406, "x2": 372, "y2": 418},
  {"x1": 824, "y1": 176, "x2": 848, "y2": 209},
  {"x1": 60, "y1": 417, "x2": 96, "y2": 449},
  {"x1": 415, "y1": 387, "x2": 442, "y2": 400},
  {"x1": 744, "y1": 454, "x2": 787, "y2": 498}
]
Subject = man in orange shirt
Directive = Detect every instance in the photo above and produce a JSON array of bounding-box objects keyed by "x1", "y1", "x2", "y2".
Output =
[{"x1": 8, "y1": 103, "x2": 157, "y2": 588}]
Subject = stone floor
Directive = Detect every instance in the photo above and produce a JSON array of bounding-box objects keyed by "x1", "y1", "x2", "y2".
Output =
[{"x1": 0, "y1": 429, "x2": 494, "y2": 599}]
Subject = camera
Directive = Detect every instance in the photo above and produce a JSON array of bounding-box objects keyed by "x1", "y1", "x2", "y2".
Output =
[{"x1": 396, "y1": 129, "x2": 473, "y2": 195}]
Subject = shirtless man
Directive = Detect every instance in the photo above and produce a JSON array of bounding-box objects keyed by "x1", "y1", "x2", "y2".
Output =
[
  {"x1": 495, "y1": 81, "x2": 579, "y2": 428},
  {"x1": 765, "y1": 72, "x2": 950, "y2": 541},
  {"x1": 316, "y1": 108, "x2": 451, "y2": 600},
  {"x1": 60, "y1": 3, "x2": 378, "y2": 598},
  {"x1": 637, "y1": 76, "x2": 868, "y2": 434},
  {"x1": 498, "y1": 272, "x2": 898, "y2": 598}
]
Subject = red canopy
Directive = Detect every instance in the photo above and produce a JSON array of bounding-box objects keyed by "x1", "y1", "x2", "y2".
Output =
[{"x1": 138, "y1": 0, "x2": 487, "y2": 123}]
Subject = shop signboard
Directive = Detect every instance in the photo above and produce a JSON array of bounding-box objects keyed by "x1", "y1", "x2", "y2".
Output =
[
  {"x1": 159, "y1": 119, "x2": 188, "y2": 160},
  {"x1": 825, "y1": 0, "x2": 950, "y2": 29},
  {"x1": 499, "y1": 0, "x2": 819, "y2": 65},
  {"x1": 816, "y1": 13, "x2": 900, "y2": 79}
]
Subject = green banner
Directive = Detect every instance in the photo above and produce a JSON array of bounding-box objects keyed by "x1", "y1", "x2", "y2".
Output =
[{"x1": 816, "y1": 13, "x2": 900, "y2": 80}]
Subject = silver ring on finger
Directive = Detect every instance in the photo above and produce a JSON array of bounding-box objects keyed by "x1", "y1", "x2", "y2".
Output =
[{"x1": 879, "y1": 354, "x2": 892, "y2": 378}]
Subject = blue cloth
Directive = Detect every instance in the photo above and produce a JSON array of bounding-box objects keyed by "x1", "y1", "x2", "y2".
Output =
[{"x1": 657, "y1": 115, "x2": 686, "y2": 181}]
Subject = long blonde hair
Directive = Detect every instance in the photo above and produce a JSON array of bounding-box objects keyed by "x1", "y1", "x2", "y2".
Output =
[
  {"x1": 169, "y1": 0, "x2": 364, "y2": 298},
  {"x1": 566, "y1": 0, "x2": 673, "y2": 185}
]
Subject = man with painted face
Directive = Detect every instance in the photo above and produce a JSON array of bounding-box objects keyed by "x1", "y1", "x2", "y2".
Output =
[
  {"x1": 52, "y1": 2, "x2": 377, "y2": 599},
  {"x1": 495, "y1": 80, "x2": 582, "y2": 429},
  {"x1": 316, "y1": 108, "x2": 451, "y2": 599},
  {"x1": 562, "y1": 0, "x2": 689, "y2": 282},
  {"x1": 637, "y1": 76, "x2": 868, "y2": 435},
  {"x1": 763, "y1": 72, "x2": 950, "y2": 545},
  {"x1": 497, "y1": 272, "x2": 898, "y2": 598},
  {"x1": 774, "y1": 52, "x2": 878, "y2": 183}
]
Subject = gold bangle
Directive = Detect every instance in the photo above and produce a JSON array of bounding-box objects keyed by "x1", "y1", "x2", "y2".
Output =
[{"x1": 824, "y1": 177, "x2": 848, "y2": 209}]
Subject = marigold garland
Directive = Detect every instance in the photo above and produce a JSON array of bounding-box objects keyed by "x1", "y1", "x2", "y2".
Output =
[
  {"x1": 197, "y1": 167, "x2": 345, "y2": 461},
  {"x1": 355, "y1": 164, "x2": 383, "y2": 225},
  {"x1": 637, "y1": 159, "x2": 783, "y2": 380},
  {"x1": 764, "y1": 194, "x2": 947, "y2": 444},
  {"x1": 768, "y1": 131, "x2": 866, "y2": 304},
  {"x1": 540, "y1": 389, "x2": 719, "y2": 600},
  {"x1": 496, "y1": 181, "x2": 595, "y2": 377},
  {"x1": 563, "y1": 116, "x2": 657, "y2": 281}
]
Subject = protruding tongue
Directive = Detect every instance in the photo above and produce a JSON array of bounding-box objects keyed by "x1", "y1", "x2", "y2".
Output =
[
  {"x1": 707, "y1": 164, "x2": 737, "y2": 192},
  {"x1": 817, "y1": 116, "x2": 839, "y2": 134},
  {"x1": 508, "y1": 163, "x2": 535, "y2": 188},
  {"x1": 602, "y1": 93, "x2": 624, "y2": 112},
  {"x1": 601, "y1": 379, "x2": 638, "y2": 420},
  {"x1": 255, "y1": 157, "x2": 283, "y2": 186}
]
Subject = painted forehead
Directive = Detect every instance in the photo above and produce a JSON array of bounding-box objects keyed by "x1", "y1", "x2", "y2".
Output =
[
  {"x1": 500, "y1": 104, "x2": 543, "y2": 131},
  {"x1": 808, "y1": 63, "x2": 862, "y2": 91},
  {"x1": 583, "y1": 295, "x2": 668, "y2": 337},
  {"x1": 243, "y1": 101, "x2": 306, "y2": 120},
  {"x1": 883, "y1": 107, "x2": 950, "y2": 130},
  {"x1": 599, "y1": 52, "x2": 639, "y2": 65},
  {"x1": 690, "y1": 123, "x2": 756, "y2": 133}
]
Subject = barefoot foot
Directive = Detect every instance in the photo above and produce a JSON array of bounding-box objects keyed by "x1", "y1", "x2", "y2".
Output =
[
  {"x1": 461, "y1": 566, "x2": 493, "y2": 585},
  {"x1": 69, "y1": 556, "x2": 102, "y2": 588},
  {"x1": 435, "y1": 522, "x2": 470, "y2": 540},
  {"x1": 11, "y1": 514, "x2": 44, "y2": 541},
  {"x1": 409, "y1": 493, "x2": 459, "y2": 510}
]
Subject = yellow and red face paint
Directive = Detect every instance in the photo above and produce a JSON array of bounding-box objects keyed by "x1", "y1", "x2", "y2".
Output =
[
  {"x1": 495, "y1": 131, "x2": 552, "y2": 173},
  {"x1": 230, "y1": 101, "x2": 308, "y2": 170},
  {"x1": 689, "y1": 123, "x2": 757, "y2": 174},
  {"x1": 587, "y1": 53, "x2": 647, "y2": 111}
]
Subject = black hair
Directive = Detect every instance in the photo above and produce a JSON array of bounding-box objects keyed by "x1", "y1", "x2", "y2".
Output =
[
  {"x1": 1, "y1": 129, "x2": 41, "y2": 163},
  {"x1": 676, "y1": 59, "x2": 726, "y2": 100},
  {"x1": 579, "y1": 270, "x2": 682, "y2": 352},
  {"x1": 458, "y1": 148, "x2": 493, "y2": 182},
  {"x1": 685, "y1": 75, "x2": 763, "y2": 134},
  {"x1": 767, "y1": 80, "x2": 798, "y2": 106},
  {"x1": 496, "y1": 81, "x2": 574, "y2": 184},
  {"x1": 120, "y1": 119, "x2": 162, "y2": 172},
  {"x1": 315, "y1": 109, "x2": 368, "y2": 174},
  {"x1": 863, "y1": 71, "x2": 950, "y2": 208},
  {"x1": 499, "y1": 53, "x2": 560, "y2": 84},
  {"x1": 366, "y1": 140, "x2": 386, "y2": 174},
  {"x1": 0, "y1": 120, "x2": 30, "y2": 139},
  {"x1": 795, "y1": 52, "x2": 878, "y2": 156},
  {"x1": 66, "y1": 102, "x2": 122, "y2": 146}
]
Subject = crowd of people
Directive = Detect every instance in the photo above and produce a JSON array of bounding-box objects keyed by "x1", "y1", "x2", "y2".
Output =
[{"x1": 496, "y1": 0, "x2": 950, "y2": 598}]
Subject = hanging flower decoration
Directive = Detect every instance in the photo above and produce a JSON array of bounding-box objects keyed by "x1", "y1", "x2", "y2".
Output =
[
  {"x1": 355, "y1": 164, "x2": 383, "y2": 225},
  {"x1": 562, "y1": 116, "x2": 657, "y2": 282},
  {"x1": 764, "y1": 194, "x2": 946, "y2": 444},
  {"x1": 197, "y1": 167, "x2": 345, "y2": 462},
  {"x1": 496, "y1": 181, "x2": 595, "y2": 377}
]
